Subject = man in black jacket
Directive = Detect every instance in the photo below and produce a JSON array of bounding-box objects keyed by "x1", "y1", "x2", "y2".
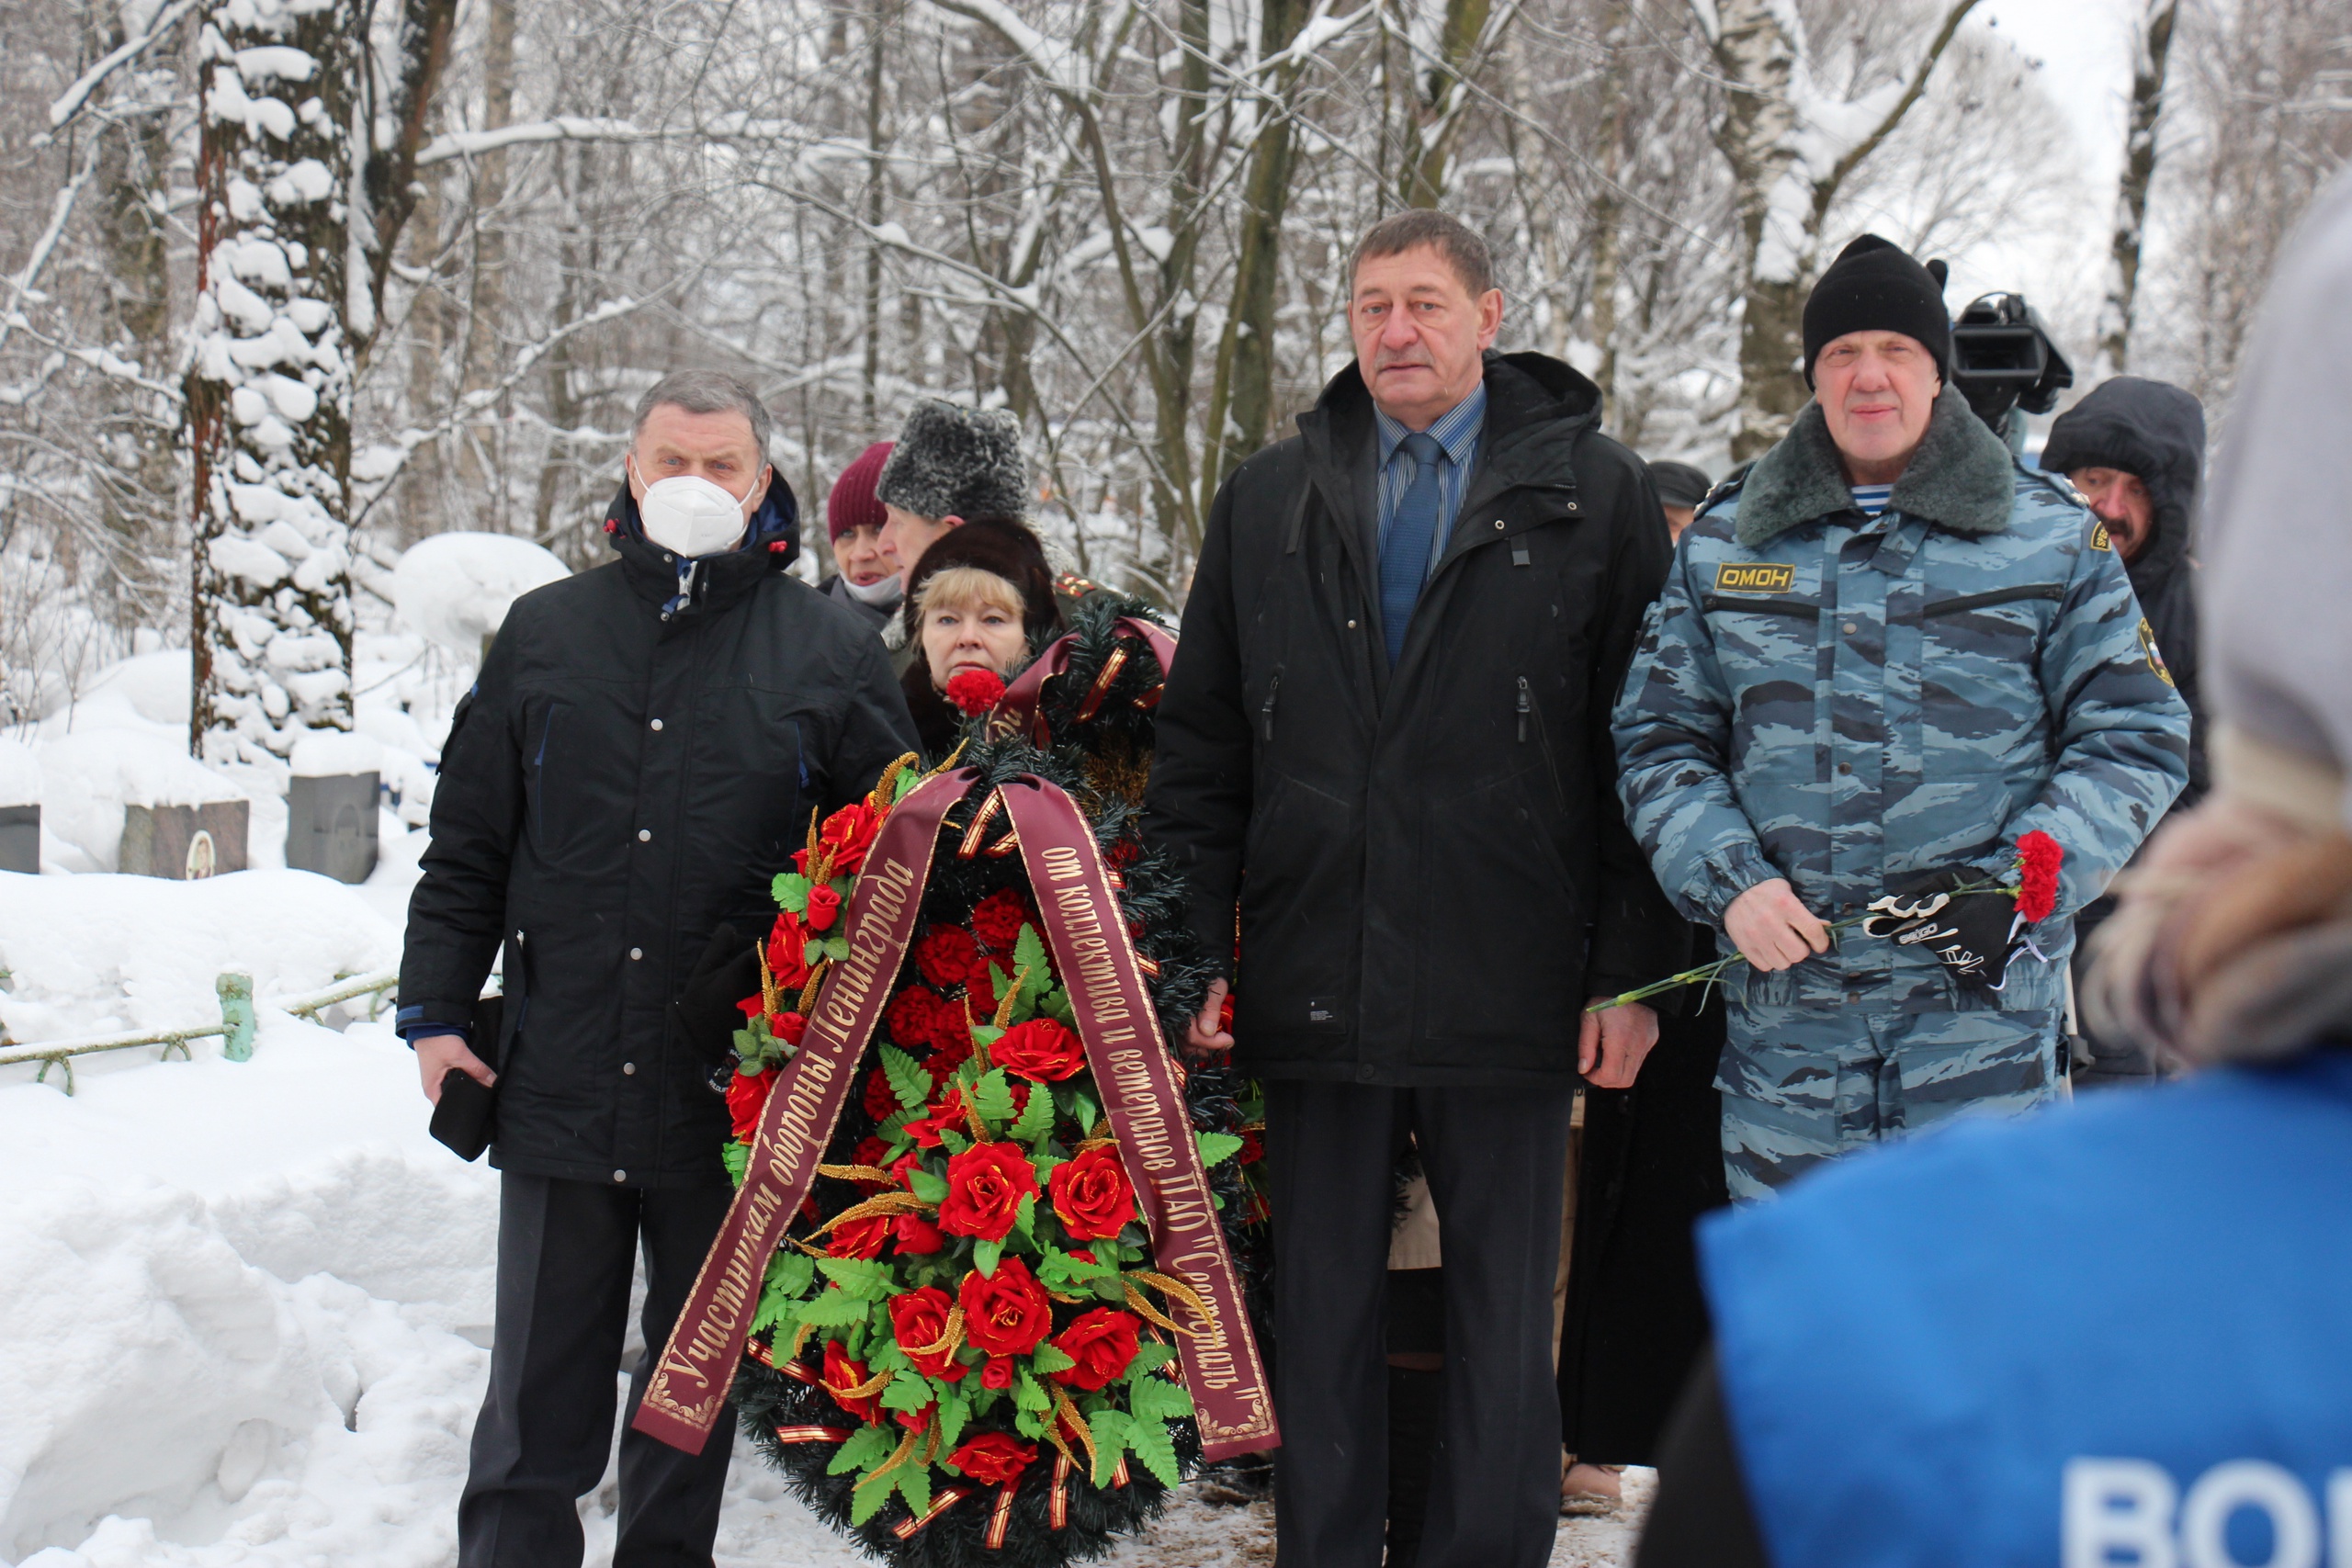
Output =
[
  {"x1": 2041, "y1": 376, "x2": 2208, "y2": 1087},
  {"x1": 398, "y1": 370, "x2": 917, "y2": 1568},
  {"x1": 1145, "y1": 211, "x2": 1684, "y2": 1568}
]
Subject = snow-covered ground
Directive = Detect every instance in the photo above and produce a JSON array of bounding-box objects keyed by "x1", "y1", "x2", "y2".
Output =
[{"x1": 0, "y1": 862, "x2": 1649, "y2": 1565}]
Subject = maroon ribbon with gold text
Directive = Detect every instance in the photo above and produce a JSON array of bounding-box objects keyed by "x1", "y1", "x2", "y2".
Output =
[
  {"x1": 1000, "y1": 776, "x2": 1280, "y2": 1460},
  {"x1": 633, "y1": 769, "x2": 975, "y2": 1455},
  {"x1": 993, "y1": 617, "x2": 1177, "y2": 746}
]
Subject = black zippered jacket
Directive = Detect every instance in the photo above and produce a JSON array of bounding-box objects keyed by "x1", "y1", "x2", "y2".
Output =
[
  {"x1": 399, "y1": 480, "x2": 918, "y2": 1187},
  {"x1": 1144, "y1": 351, "x2": 1685, "y2": 1086}
]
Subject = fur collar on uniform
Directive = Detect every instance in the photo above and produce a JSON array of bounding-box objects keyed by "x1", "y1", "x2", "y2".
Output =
[{"x1": 1736, "y1": 385, "x2": 2017, "y2": 548}]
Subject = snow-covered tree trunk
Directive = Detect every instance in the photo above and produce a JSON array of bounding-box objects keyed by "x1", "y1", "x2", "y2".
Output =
[
  {"x1": 2094, "y1": 0, "x2": 2177, "y2": 380},
  {"x1": 187, "y1": 0, "x2": 361, "y2": 765}
]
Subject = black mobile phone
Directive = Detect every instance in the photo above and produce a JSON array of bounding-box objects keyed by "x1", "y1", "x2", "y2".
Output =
[{"x1": 430, "y1": 1068, "x2": 497, "y2": 1161}]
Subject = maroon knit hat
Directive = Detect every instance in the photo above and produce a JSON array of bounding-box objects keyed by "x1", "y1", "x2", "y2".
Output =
[{"x1": 826, "y1": 441, "x2": 893, "y2": 542}]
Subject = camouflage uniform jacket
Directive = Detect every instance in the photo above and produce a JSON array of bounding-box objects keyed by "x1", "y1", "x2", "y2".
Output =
[{"x1": 1611, "y1": 389, "x2": 2191, "y2": 1012}]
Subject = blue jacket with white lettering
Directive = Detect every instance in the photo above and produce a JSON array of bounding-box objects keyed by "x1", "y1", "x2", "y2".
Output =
[{"x1": 1690, "y1": 1046, "x2": 2352, "y2": 1568}]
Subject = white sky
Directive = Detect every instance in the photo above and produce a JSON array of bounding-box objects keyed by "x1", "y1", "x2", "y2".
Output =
[{"x1": 1943, "y1": 0, "x2": 2145, "y2": 344}]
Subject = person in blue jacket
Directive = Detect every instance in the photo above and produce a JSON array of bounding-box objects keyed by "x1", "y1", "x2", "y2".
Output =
[{"x1": 1634, "y1": 166, "x2": 2352, "y2": 1568}]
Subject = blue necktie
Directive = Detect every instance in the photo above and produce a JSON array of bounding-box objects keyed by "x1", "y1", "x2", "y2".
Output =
[{"x1": 1379, "y1": 432, "x2": 1447, "y2": 667}]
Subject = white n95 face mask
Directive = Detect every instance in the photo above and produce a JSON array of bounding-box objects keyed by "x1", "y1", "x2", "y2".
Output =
[{"x1": 633, "y1": 457, "x2": 760, "y2": 558}]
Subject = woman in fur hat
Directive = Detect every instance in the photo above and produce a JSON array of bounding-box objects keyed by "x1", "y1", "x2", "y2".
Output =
[{"x1": 899, "y1": 514, "x2": 1065, "y2": 756}]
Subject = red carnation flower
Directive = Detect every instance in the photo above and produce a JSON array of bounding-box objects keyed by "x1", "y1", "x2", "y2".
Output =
[
  {"x1": 2016, "y1": 830, "x2": 2064, "y2": 925},
  {"x1": 805, "y1": 885, "x2": 843, "y2": 932},
  {"x1": 990, "y1": 1018, "x2": 1085, "y2": 1082},
  {"x1": 958, "y1": 1257, "x2": 1053, "y2": 1357},
  {"x1": 886, "y1": 986, "x2": 940, "y2": 1051},
  {"x1": 822, "y1": 1339, "x2": 882, "y2": 1423},
  {"x1": 827, "y1": 1213, "x2": 891, "y2": 1259},
  {"x1": 949, "y1": 1430, "x2": 1035, "y2": 1487},
  {"x1": 939, "y1": 1141, "x2": 1039, "y2": 1240},
  {"x1": 969, "y1": 888, "x2": 1030, "y2": 954},
  {"x1": 922, "y1": 1039, "x2": 974, "y2": 1081},
  {"x1": 917, "y1": 927, "x2": 982, "y2": 991},
  {"x1": 1048, "y1": 1144, "x2": 1136, "y2": 1241},
  {"x1": 726, "y1": 1066, "x2": 776, "y2": 1144},
  {"x1": 1047, "y1": 1307, "x2": 1142, "y2": 1392},
  {"x1": 862, "y1": 1066, "x2": 898, "y2": 1122},
  {"x1": 893, "y1": 1211, "x2": 945, "y2": 1255},
  {"x1": 765, "y1": 908, "x2": 811, "y2": 991},
  {"x1": 888, "y1": 1287, "x2": 967, "y2": 1382},
  {"x1": 945, "y1": 667, "x2": 1008, "y2": 716}
]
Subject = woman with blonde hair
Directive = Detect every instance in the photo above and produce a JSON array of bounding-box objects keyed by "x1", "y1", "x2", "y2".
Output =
[
  {"x1": 1635, "y1": 167, "x2": 2352, "y2": 1568},
  {"x1": 896, "y1": 515, "x2": 1064, "y2": 756}
]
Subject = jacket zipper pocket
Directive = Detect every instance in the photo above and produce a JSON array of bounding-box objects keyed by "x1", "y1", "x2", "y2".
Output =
[
  {"x1": 1261, "y1": 673, "x2": 1282, "y2": 743},
  {"x1": 1516, "y1": 676, "x2": 1532, "y2": 744},
  {"x1": 1919, "y1": 583, "x2": 2066, "y2": 617}
]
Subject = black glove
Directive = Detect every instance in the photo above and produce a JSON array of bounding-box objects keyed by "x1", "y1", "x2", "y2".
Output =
[
  {"x1": 1860, "y1": 869, "x2": 2019, "y2": 1002},
  {"x1": 670, "y1": 922, "x2": 763, "y2": 1073}
]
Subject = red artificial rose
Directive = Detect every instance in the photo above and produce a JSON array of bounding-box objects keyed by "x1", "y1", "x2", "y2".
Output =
[
  {"x1": 736, "y1": 993, "x2": 763, "y2": 1020},
  {"x1": 969, "y1": 888, "x2": 1030, "y2": 954},
  {"x1": 1047, "y1": 1307, "x2": 1142, "y2": 1392},
  {"x1": 979, "y1": 1355, "x2": 1015, "y2": 1390},
  {"x1": 862, "y1": 1066, "x2": 899, "y2": 1122},
  {"x1": 726, "y1": 1066, "x2": 776, "y2": 1144},
  {"x1": 958, "y1": 1257, "x2": 1053, "y2": 1357},
  {"x1": 948, "y1": 1430, "x2": 1036, "y2": 1487},
  {"x1": 904, "y1": 1089, "x2": 972, "y2": 1150},
  {"x1": 1238, "y1": 1126, "x2": 1264, "y2": 1165},
  {"x1": 939, "y1": 1141, "x2": 1039, "y2": 1240},
  {"x1": 1048, "y1": 1145, "x2": 1136, "y2": 1241},
  {"x1": 823, "y1": 1339, "x2": 883, "y2": 1423},
  {"x1": 805, "y1": 884, "x2": 843, "y2": 932},
  {"x1": 826, "y1": 1213, "x2": 890, "y2": 1259},
  {"x1": 888, "y1": 1287, "x2": 967, "y2": 1382},
  {"x1": 945, "y1": 667, "x2": 1008, "y2": 716},
  {"x1": 765, "y1": 909, "x2": 810, "y2": 990},
  {"x1": 896, "y1": 1403, "x2": 933, "y2": 1434},
  {"x1": 2016, "y1": 829, "x2": 2065, "y2": 925},
  {"x1": 815, "y1": 801, "x2": 884, "y2": 879},
  {"x1": 917, "y1": 927, "x2": 981, "y2": 990},
  {"x1": 772, "y1": 1010, "x2": 808, "y2": 1046},
  {"x1": 990, "y1": 1018, "x2": 1085, "y2": 1082},
  {"x1": 893, "y1": 1211, "x2": 945, "y2": 1255}
]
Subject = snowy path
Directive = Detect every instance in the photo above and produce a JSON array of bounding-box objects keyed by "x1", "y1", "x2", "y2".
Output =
[{"x1": 0, "y1": 869, "x2": 1642, "y2": 1568}]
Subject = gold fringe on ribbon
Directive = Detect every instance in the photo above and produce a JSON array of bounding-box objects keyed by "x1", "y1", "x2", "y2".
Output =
[
  {"x1": 815, "y1": 1163, "x2": 899, "y2": 1185},
  {"x1": 775, "y1": 1424, "x2": 854, "y2": 1445},
  {"x1": 899, "y1": 1304, "x2": 965, "y2": 1362},
  {"x1": 805, "y1": 1190, "x2": 933, "y2": 1237},
  {"x1": 1121, "y1": 1280, "x2": 1203, "y2": 1339},
  {"x1": 957, "y1": 790, "x2": 1006, "y2": 860}
]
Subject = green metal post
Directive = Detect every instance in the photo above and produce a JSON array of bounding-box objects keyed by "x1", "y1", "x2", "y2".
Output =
[{"x1": 219, "y1": 971, "x2": 256, "y2": 1061}]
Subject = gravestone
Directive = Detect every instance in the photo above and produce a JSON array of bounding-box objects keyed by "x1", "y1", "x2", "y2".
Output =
[
  {"x1": 121, "y1": 800, "x2": 250, "y2": 879},
  {"x1": 0, "y1": 805, "x2": 36, "y2": 874},
  {"x1": 286, "y1": 772, "x2": 379, "y2": 884}
]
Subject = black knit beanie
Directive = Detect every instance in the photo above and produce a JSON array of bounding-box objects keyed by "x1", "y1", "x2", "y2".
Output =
[{"x1": 1803, "y1": 234, "x2": 1951, "y2": 386}]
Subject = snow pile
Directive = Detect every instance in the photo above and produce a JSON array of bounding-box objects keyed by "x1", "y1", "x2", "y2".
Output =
[
  {"x1": 0, "y1": 870, "x2": 398, "y2": 1052},
  {"x1": 391, "y1": 533, "x2": 568, "y2": 662},
  {"x1": 0, "y1": 738, "x2": 39, "y2": 808},
  {"x1": 34, "y1": 733, "x2": 246, "y2": 875},
  {"x1": 286, "y1": 731, "x2": 382, "y2": 780}
]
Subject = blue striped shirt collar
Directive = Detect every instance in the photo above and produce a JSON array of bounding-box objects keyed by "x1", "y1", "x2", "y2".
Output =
[{"x1": 1376, "y1": 380, "x2": 1488, "y2": 469}]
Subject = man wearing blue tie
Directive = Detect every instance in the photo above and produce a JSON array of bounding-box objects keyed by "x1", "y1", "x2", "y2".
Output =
[{"x1": 1146, "y1": 210, "x2": 1684, "y2": 1568}]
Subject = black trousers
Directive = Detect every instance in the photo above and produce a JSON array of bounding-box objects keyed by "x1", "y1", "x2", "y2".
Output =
[
  {"x1": 458, "y1": 1174, "x2": 736, "y2": 1568},
  {"x1": 1266, "y1": 1079, "x2": 1575, "y2": 1568}
]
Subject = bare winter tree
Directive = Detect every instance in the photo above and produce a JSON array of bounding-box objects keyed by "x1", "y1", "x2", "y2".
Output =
[{"x1": 2095, "y1": 0, "x2": 2178, "y2": 378}]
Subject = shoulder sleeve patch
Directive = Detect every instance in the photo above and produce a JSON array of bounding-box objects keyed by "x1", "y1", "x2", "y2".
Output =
[
  {"x1": 2089, "y1": 521, "x2": 2112, "y2": 552},
  {"x1": 2138, "y1": 618, "x2": 2174, "y2": 685}
]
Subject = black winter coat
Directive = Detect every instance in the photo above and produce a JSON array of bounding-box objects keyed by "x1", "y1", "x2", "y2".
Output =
[
  {"x1": 400, "y1": 481, "x2": 919, "y2": 1187},
  {"x1": 2042, "y1": 377, "x2": 2209, "y2": 807},
  {"x1": 1144, "y1": 351, "x2": 1686, "y2": 1087}
]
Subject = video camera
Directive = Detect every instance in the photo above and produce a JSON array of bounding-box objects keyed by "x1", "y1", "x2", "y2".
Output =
[{"x1": 1948, "y1": 291, "x2": 2074, "y2": 434}]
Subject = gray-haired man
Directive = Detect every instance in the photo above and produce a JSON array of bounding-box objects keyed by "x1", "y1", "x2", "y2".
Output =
[{"x1": 399, "y1": 370, "x2": 917, "y2": 1567}]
